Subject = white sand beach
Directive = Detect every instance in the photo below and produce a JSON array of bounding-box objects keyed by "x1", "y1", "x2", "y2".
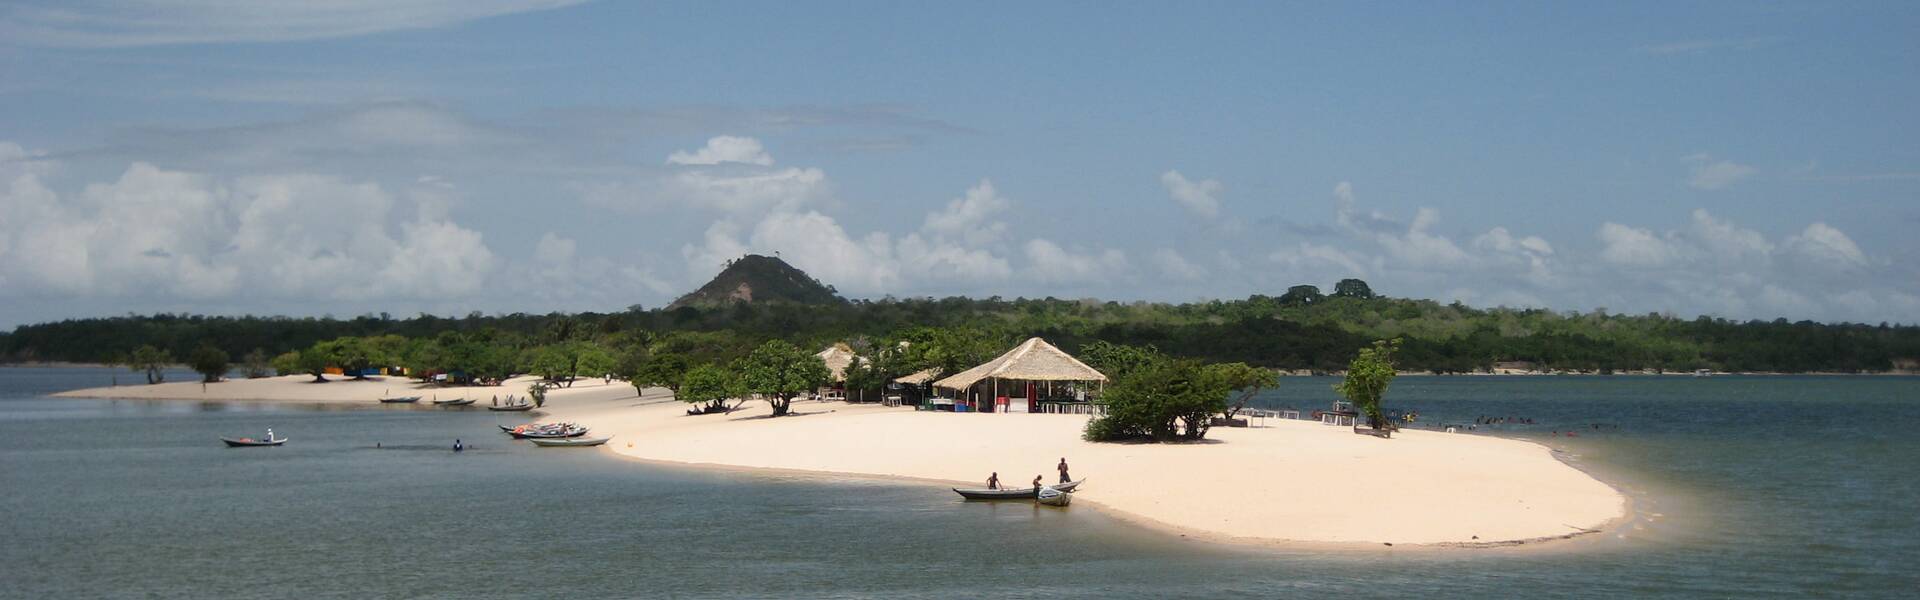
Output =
[{"x1": 56, "y1": 376, "x2": 1626, "y2": 547}]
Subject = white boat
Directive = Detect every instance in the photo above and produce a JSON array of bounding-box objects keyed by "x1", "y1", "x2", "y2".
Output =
[
  {"x1": 1036, "y1": 485, "x2": 1071, "y2": 507},
  {"x1": 1694, "y1": 369, "x2": 1712, "y2": 378},
  {"x1": 528, "y1": 436, "x2": 611, "y2": 447}
]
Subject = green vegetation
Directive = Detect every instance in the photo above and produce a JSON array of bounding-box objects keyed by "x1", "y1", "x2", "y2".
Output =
[
  {"x1": 1335, "y1": 339, "x2": 1402, "y2": 430},
  {"x1": 124, "y1": 345, "x2": 172, "y2": 384},
  {"x1": 679, "y1": 364, "x2": 745, "y2": 414},
  {"x1": 670, "y1": 254, "x2": 844, "y2": 308},
  {"x1": 188, "y1": 344, "x2": 229, "y2": 383},
  {"x1": 240, "y1": 348, "x2": 271, "y2": 379},
  {"x1": 1082, "y1": 343, "x2": 1277, "y2": 442},
  {"x1": 3, "y1": 279, "x2": 1917, "y2": 376},
  {"x1": 737, "y1": 340, "x2": 830, "y2": 417}
]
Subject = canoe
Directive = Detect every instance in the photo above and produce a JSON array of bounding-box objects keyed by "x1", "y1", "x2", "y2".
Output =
[
  {"x1": 529, "y1": 436, "x2": 611, "y2": 447},
  {"x1": 1037, "y1": 486, "x2": 1071, "y2": 507},
  {"x1": 378, "y1": 396, "x2": 422, "y2": 404},
  {"x1": 487, "y1": 404, "x2": 535, "y2": 412},
  {"x1": 221, "y1": 437, "x2": 287, "y2": 447},
  {"x1": 514, "y1": 428, "x2": 587, "y2": 439},
  {"x1": 434, "y1": 398, "x2": 476, "y2": 406},
  {"x1": 953, "y1": 479, "x2": 1082, "y2": 500}
]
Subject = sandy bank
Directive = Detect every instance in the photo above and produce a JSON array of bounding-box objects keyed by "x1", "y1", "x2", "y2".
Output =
[{"x1": 541, "y1": 396, "x2": 1625, "y2": 547}]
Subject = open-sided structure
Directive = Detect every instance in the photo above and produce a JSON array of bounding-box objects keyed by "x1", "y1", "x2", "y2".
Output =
[{"x1": 932, "y1": 337, "x2": 1106, "y2": 413}]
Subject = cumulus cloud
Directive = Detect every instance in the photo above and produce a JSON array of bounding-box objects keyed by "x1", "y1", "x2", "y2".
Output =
[
  {"x1": 922, "y1": 179, "x2": 1011, "y2": 246},
  {"x1": 1151, "y1": 248, "x2": 1207, "y2": 282},
  {"x1": 0, "y1": 1, "x2": 587, "y2": 47},
  {"x1": 0, "y1": 158, "x2": 495, "y2": 304},
  {"x1": 667, "y1": 135, "x2": 775, "y2": 166},
  {"x1": 1159, "y1": 170, "x2": 1221, "y2": 219},
  {"x1": 1023, "y1": 239, "x2": 1129, "y2": 284},
  {"x1": 1685, "y1": 154, "x2": 1758, "y2": 190}
]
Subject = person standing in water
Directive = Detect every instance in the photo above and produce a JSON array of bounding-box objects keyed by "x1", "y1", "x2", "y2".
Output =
[
  {"x1": 453, "y1": 439, "x2": 464, "y2": 452},
  {"x1": 1057, "y1": 457, "x2": 1071, "y2": 483}
]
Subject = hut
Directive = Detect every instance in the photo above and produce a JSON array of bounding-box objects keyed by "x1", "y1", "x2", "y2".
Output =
[
  {"x1": 816, "y1": 343, "x2": 858, "y2": 401},
  {"x1": 932, "y1": 337, "x2": 1106, "y2": 413},
  {"x1": 889, "y1": 368, "x2": 941, "y2": 407}
]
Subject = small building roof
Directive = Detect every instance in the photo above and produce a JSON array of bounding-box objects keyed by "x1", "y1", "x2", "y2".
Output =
[
  {"x1": 932, "y1": 337, "x2": 1107, "y2": 391},
  {"x1": 892, "y1": 368, "x2": 940, "y2": 385}
]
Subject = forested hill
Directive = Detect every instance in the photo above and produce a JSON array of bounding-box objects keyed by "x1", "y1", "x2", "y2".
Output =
[
  {"x1": 3, "y1": 290, "x2": 1917, "y2": 374},
  {"x1": 668, "y1": 254, "x2": 845, "y2": 308}
]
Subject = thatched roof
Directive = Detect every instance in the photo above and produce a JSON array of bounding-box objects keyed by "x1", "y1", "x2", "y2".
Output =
[
  {"x1": 892, "y1": 368, "x2": 940, "y2": 385},
  {"x1": 932, "y1": 337, "x2": 1107, "y2": 391},
  {"x1": 816, "y1": 344, "x2": 858, "y2": 382}
]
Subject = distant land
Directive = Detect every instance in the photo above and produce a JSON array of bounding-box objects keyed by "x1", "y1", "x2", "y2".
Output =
[{"x1": 1, "y1": 255, "x2": 1916, "y2": 374}]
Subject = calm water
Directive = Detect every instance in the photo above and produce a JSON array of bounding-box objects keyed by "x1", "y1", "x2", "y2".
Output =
[{"x1": 3, "y1": 367, "x2": 1917, "y2": 598}]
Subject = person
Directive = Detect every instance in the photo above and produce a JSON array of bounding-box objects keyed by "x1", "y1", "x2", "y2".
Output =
[
  {"x1": 492, "y1": 395, "x2": 498, "y2": 407},
  {"x1": 1032, "y1": 475, "x2": 1043, "y2": 491},
  {"x1": 454, "y1": 439, "x2": 464, "y2": 452},
  {"x1": 987, "y1": 472, "x2": 1000, "y2": 490},
  {"x1": 1057, "y1": 457, "x2": 1071, "y2": 483},
  {"x1": 266, "y1": 427, "x2": 274, "y2": 442}
]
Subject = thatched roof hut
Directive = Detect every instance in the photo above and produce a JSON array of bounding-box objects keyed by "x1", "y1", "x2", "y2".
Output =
[
  {"x1": 892, "y1": 368, "x2": 940, "y2": 385},
  {"x1": 932, "y1": 337, "x2": 1107, "y2": 392},
  {"x1": 816, "y1": 343, "x2": 858, "y2": 382}
]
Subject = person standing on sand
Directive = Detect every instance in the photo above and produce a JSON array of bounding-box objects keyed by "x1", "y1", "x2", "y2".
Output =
[
  {"x1": 1057, "y1": 458, "x2": 1071, "y2": 483},
  {"x1": 987, "y1": 472, "x2": 1000, "y2": 490}
]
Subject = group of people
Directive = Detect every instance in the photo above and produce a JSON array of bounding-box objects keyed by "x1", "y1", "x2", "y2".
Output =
[
  {"x1": 1476, "y1": 415, "x2": 1533, "y2": 425},
  {"x1": 985, "y1": 458, "x2": 1072, "y2": 490}
]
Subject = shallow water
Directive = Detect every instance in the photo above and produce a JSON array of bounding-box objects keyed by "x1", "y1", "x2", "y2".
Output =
[{"x1": 3, "y1": 368, "x2": 1917, "y2": 598}]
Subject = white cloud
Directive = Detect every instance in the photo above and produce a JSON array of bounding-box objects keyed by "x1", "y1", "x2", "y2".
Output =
[
  {"x1": 1151, "y1": 248, "x2": 1207, "y2": 281},
  {"x1": 1023, "y1": 239, "x2": 1129, "y2": 284},
  {"x1": 921, "y1": 179, "x2": 1010, "y2": 246},
  {"x1": 0, "y1": 1, "x2": 586, "y2": 47},
  {"x1": 667, "y1": 136, "x2": 775, "y2": 166},
  {"x1": 1685, "y1": 154, "x2": 1758, "y2": 190},
  {"x1": 1159, "y1": 170, "x2": 1221, "y2": 219},
  {"x1": 533, "y1": 232, "x2": 576, "y2": 264},
  {"x1": 1596, "y1": 222, "x2": 1674, "y2": 267},
  {"x1": 669, "y1": 167, "x2": 829, "y2": 215}
]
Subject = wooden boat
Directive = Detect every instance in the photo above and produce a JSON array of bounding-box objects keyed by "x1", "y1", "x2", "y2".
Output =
[
  {"x1": 433, "y1": 398, "x2": 476, "y2": 406},
  {"x1": 487, "y1": 403, "x2": 535, "y2": 412},
  {"x1": 378, "y1": 396, "x2": 422, "y2": 404},
  {"x1": 514, "y1": 427, "x2": 587, "y2": 439},
  {"x1": 221, "y1": 437, "x2": 287, "y2": 447},
  {"x1": 952, "y1": 479, "x2": 1082, "y2": 500},
  {"x1": 1036, "y1": 486, "x2": 1071, "y2": 507},
  {"x1": 529, "y1": 436, "x2": 611, "y2": 447}
]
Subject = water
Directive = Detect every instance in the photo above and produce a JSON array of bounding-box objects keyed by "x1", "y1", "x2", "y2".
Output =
[{"x1": 3, "y1": 368, "x2": 1917, "y2": 598}]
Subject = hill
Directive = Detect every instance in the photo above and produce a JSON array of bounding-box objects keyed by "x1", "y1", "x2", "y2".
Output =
[{"x1": 668, "y1": 254, "x2": 845, "y2": 309}]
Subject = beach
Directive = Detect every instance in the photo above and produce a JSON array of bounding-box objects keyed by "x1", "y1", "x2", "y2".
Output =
[{"x1": 56, "y1": 375, "x2": 1626, "y2": 547}]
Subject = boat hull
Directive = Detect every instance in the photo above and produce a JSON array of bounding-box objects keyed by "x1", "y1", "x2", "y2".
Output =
[
  {"x1": 487, "y1": 404, "x2": 535, "y2": 412},
  {"x1": 529, "y1": 437, "x2": 611, "y2": 447},
  {"x1": 221, "y1": 437, "x2": 287, "y2": 447},
  {"x1": 953, "y1": 479, "x2": 1082, "y2": 500}
]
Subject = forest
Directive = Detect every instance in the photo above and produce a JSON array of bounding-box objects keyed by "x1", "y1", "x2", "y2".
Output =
[{"x1": 4, "y1": 279, "x2": 1917, "y2": 376}]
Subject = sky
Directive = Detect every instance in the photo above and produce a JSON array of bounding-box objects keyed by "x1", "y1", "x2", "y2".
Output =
[{"x1": 1, "y1": 1, "x2": 1917, "y2": 328}]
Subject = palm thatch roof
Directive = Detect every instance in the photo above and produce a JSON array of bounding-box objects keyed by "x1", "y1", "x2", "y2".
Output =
[
  {"x1": 816, "y1": 343, "x2": 858, "y2": 382},
  {"x1": 932, "y1": 337, "x2": 1107, "y2": 391},
  {"x1": 892, "y1": 368, "x2": 940, "y2": 385}
]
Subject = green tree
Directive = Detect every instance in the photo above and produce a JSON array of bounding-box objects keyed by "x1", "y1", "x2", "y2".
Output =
[
  {"x1": 1079, "y1": 341, "x2": 1165, "y2": 380},
  {"x1": 842, "y1": 356, "x2": 882, "y2": 403},
  {"x1": 127, "y1": 345, "x2": 172, "y2": 384},
  {"x1": 188, "y1": 344, "x2": 229, "y2": 383},
  {"x1": 632, "y1": 352, "x2": 692, "y2": 394},
  {"x1": 298, "y1": 340, "x2": 339, "y2": 382},
  {"x1": 1334, "y1": 338, "x2": 1401, "y2": 430},
  {"x1": 240, "y1": 348, "x2": 272, "y2": 379},
  {"x1": 1279, "y1": 285, "x2": 1325, "y2": 307},
  {"x1": 1208, "y1": 362, "x2": 1279, "y2": 419},
  {"x1": 1332, "y1": 278, "x2": 1376, "y2": 299},
  {"x1": 738, "y1": 339, "x2": 830, "y2": 417},
  {"x1": 679, "y1": 363, "x2": 746, "y2": 414},
  {"x1": 270, "y1": 351, "x2": 303, "y2": 377},
  {"x1": 528, "y1": 381, "x2": 550, "y2": 408},
  {"x1": 531, "y1": 341, "x2": 616, "y2": 387},
  {"x1": 1084, "y1": 358, "x2": 1230, "y2": 442}
]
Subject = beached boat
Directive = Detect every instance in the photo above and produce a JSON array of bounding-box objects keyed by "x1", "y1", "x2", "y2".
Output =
[
  {"x1": 529, "y1": 436, "x2": 611, "y2": 447},
  {"x1": 378, "y1": 396, "x2": 422, "y2": 404},
  {"x1": 487, "y1": 403, "x2": 535, "y2": 412},
  {"x1": 501, "y1": 422, "x2": 589, "y2": 439},
  {"x1": 221, "y1": 436, "x2": 287, "y2": 447},
  {"x1": 434, "y1": 398, "x2": 476, "y2": 406},
  {"x1": 952, "y1": 479, "x2": 1082, "y2": 500},
  {"x1": 1036, "y1": 486, "x2": 1071, "y2": 507}
]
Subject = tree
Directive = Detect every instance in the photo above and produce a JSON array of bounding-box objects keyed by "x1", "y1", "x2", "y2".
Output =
[
  {"x1": 188, "y1": 344, "x2": 229, "y2": 383},
  {"x1": 270, "y1": 351, "x2": 303, "y2": 377},
  {"x1": 1209, "y1": 362, "x2": 1279, "y2": 419},
  {"x1": 320, "y1": 337, "x2": 381, "y2": 379},
  {"x1": 528, "y1": 381, "x2": 550, "y2": 408},
  {"x1": 298, "y1": 341, "x2": 338, "y2": 382},
  {"x1": 128, "y1": 345, "x2": 172, "y2": 384},
  {"x1": 632, "y1": 352, "x2": 692, "y2": 395},
  {"x1": 1332, "y1": 278, "x2": 1375, "y2": 299},
  {"x1": 240, "y1": 348, "x2": 272, "y2": 379},
  {"x1": 842, "y1": 356, "x2": 884, "y2": 403},
  {"x1": 1084, "y1": 358, "x2": 1230, "y2": 442},
  {"x1": 679, "y1": 364, "x2": 745, "y2": 414},
  {"x1": 1079, "y1": 341, "x2": 1165, "y2": 380},
  {"x1": 738, "y1": 339, "x2": 830, "y2": 417},
  {"x1": 1334, "y1": 338, "x2": 1401, "y2": 430},
  {"x1": 1279, "y1": 285, "x2": 1325, "y2": 307}
]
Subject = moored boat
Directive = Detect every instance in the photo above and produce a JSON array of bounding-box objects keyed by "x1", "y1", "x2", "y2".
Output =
[
  {"x1": 1036, "y1": 486, "x2": 1071, "y2": 507},
  {"x1": 529, "y1": 436, "x2": 611, "y2": 447},
  {"x1": 379, "y1": 396, "x2": 422, "y2": 404},
  {"x1": 434, "y1": 398, "x2": 476, "y2": 406},
  {"x1": 487, "y1": 403, "x2": 535, "y2": 412},
  {"x1": 952, "y1": 479, "x2": 1082, "y2": 500}
]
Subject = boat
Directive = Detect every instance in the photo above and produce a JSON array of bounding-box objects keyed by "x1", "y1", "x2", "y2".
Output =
[
  {"x1": 487, "y1": 403, "x2": 535, "y2": 412},
  {"x1": 1036, "y1": 486, "x2": 1071, "y2": 507},
  {"x1": 502, "y1": 422, "x2": 588, "y2": 439},
  {"x1": 221, "y1": 436, "x2": 287, "y2": 447},
  {"x1": 529, "y1": 436, "x2": 611, "y2": 447},
  {"x1": 952, "y1": 479, "x2": 1082, "y2": 500},
  {"x1": 378, "y1": 396, "x2": 422, "y2": 404},
  {"x1": 433, "y1": 398, "x2": 476, "y2": 406}
]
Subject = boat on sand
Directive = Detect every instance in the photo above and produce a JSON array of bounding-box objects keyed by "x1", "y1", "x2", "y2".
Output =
[
  {"x1": 952, "y1": 479, "x2": 1083, "y2": 500},
  {"x1": 433, "y1": 398, "x2": 476, "y2": 406},
  {"x1": 487, "y1": 403, "x2": 535, "y2": 412},
  {"x1": 1036, "y1": 486, "x2": 1071, "y2": 507},
  {"x1": 378, "y1": 396, "x2": 422, "y2": 404}
]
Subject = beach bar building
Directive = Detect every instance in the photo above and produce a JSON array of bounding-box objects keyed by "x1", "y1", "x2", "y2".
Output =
[
  {"x1": 816, "y1": 343, "x2": 858, "y2": 401},
  {"x1": 932, "y1": 337, "x2": 1107, "y2": 413}
]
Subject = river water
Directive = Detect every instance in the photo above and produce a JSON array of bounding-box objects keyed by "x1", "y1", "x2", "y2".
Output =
[{"x1": 2, "y1": 367, "x2": 1916, "y2": 598}]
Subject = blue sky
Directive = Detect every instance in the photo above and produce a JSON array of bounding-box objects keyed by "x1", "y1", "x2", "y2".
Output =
[{"x1": 2, "y1": 1, "x2": 1916, "y2": 327}]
